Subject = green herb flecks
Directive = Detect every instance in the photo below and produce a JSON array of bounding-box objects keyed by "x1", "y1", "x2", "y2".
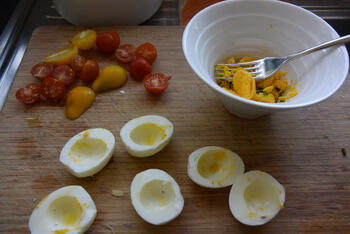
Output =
[
  {"x1": 256, "y1": 88, "x2": 263, "y2": 94},
  {"x1": 341, "y1": 148, "x2": 347, "y2": 157}
]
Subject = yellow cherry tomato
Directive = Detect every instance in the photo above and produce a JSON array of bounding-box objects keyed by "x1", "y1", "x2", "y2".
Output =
[
  {"x1": 44, "y1": 45, "x2": 78, "y2": 65},
  {"x1": 92, "y1": 65, "x2": 127, "y2": 92},
  {"x1": 71, "y1": 29, "x2": 97, "y2": 50},
  {"x1": 66, "y1": 86, "x2": 95, "y2": 120}
]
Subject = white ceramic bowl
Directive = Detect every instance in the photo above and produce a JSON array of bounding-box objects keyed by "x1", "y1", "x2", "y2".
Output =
[
  {"x1": 182, "y1": 0, "x2": 349, "y2": 119},
  {"x1": 53, "y1": 0, "x2": 163, "y2": 26}
]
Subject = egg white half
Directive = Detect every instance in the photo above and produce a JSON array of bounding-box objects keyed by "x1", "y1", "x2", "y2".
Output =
[
  {"x1": 120, "y1": 115, "x2": 174, "y2": 157},
  {"x1": 29, "y1": 185, "x2": 96, "y2": 234},
  {"x1": 60, "y1": 128, "x2": 115, "y2": 177},
  {"x1": 229, "y1": 170, "x2": 285, "y2": 226},
  {"x1": 187, "y1": 146, "x2": 245, "y2": 188},
  {"x1": 130, "y1": 169, "x2": 184, "y2": 225}
]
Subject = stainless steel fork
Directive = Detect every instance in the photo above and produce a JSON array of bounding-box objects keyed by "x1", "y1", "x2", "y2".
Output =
[{"x1": 215, "y1": 34, "x2": 350, "y2": 81}]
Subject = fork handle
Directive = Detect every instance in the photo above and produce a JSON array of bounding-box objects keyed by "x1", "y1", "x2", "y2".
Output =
[{"x1": 285, "y1": 34, "x2": 350, "y2": 61}]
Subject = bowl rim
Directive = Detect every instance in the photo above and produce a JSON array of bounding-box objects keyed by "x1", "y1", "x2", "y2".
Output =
[{"x1": 182, "y1": 0, "x2": 349, "y2": 110}]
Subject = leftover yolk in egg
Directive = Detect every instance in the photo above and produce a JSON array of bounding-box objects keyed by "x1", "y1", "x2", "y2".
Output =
[
  {"x1": 197, "y1": 150, "x2": 234, "y2": 185},
  {"x1": 140, "y1": 180, "x2": 176, "y2": 208},
  {"x1": 48, "y1": 196, "x2": 83, "y2": 227},
  {"x1": 69, "y1": 132, "x2": 107, "y2": 164},
  {"x1": 244, "y1": 179, "x2": 281, "y2": 218},
  {"x1": 216, "y1": 57, "x2": 298, "y2": 103},
  {"x1": 130, "y1": 123, "x2": 168, "y2": 146},
  {"x1": 53, "y1": 229, "x2": 70, "y2": 234}
]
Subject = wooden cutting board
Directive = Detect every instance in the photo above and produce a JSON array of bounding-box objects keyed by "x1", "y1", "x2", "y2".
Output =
[{"x1": 0, "y1": 26, "x2": 350, "y2": 233}]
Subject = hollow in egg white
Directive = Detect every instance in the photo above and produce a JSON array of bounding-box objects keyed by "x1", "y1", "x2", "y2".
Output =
[
  {"x1": 229, "y1": 170, "x2": 285, "y2": 226},
  {"x1": 187, "y1": 146, "x2": 245, "y2": 188},
  {"x1": 60, "y1": 128, "x2": 115, "y2": 177},
  {"x1": 29, "y1": 185, "x2": 96, "y2": 234},
  {"x1": 120, "y1": 115, "x2": 174, "y2": 157},
  {"x1": 130, "y1": 169, "x2": 184, "y2": 225}
]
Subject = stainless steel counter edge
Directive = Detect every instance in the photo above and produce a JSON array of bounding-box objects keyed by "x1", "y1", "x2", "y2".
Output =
[{"x1": 0, "y1": 0, "x2": 35, "y2": 110}]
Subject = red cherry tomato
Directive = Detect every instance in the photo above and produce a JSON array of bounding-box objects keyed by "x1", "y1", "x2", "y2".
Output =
[
  {"x1": 96, "y1": 31, "x2": 120, "y2": 53},
  {"x1": 52, "y1": 65, "x2": 75, "y2": 86},
  {"x1": 115, "y1": 44, "x2": 136, "y2": 63},
  {"x1": 143, "y1": 73, "x2": 171, "y2": 95},
  {"x1": 15, "y1": 83, "x2": 42, "y2": 104},
  {"x1": 135, "y1": 42, "x2": 157, "y2": 64},
  {"x1": 30, "y1": 62, "x2": 54, "y2": 80},
  {"x1": 71, "y1": 55, "x2": 87, "y2": 78},
  {"x1": 129, "y1": 58, "x2": 152, "y2": 81},
  {"x1": 41, "y1": 77, "x2": 66, "y2": 104},
  {"x1": 80, "y1": 60, "x2": 99, "y2": 82}
]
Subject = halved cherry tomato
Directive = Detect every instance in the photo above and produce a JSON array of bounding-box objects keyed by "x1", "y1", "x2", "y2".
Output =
[
  {"x1": 41, "y1": 77, "x2": 66, "y2": 104},
  {"x1": 135, "y1": 42, "x2": 157, "y2": 64},
  {"x1": 71, "y1": 55, "x2": 87, "y2": 78},
  {"x1": 15, "y1": 83, "x2": 42, "y2": 104},
  {"x1": 80, "y1": 60, "x2": 99, "y2": 82},
  {"x1": 52, "y1": 65, "x2": 75, "y2": 86},
  {"x1": 96, "y1": 31, "x2": 120, "y2": 53},
  {"x1": 143, "y1": 73, "x2": 171, "y2": 95},
  {"x1": 115, "y1": 44, "x2": 136, "y2": 63},
  {"x1": 44, "y1": 45, "x2": 78, "y2": 65},
  {"x1": 129, "y1": 58, "x2": 152, "y2": 81},
  {"x1": 30, "y1": 62, "x2": 54, "y2": 80},
  {"x1": 71, "y1": 29, "x2": 97, "y2": 50}
]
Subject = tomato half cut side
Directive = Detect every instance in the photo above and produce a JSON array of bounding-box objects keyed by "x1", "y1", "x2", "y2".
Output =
[
  {"x1": 115, "y1": 44, "x2": 136, "y2": 63},
  {"x1": 129, "y1": 58, "x2": 152, "y2": 81},
  {"x1": 135, "y1": 42, "x2": 157, "y2": 64},
  {"x1": 44, "y1": 45, "x2": 78, "y2": 65},
  {"x1": 41, "y1": 77, "x2": 66, "y2": 104},
  {"x1": 96, "y1": 31, "x2": 120, "y2": 53},
  {"x1": 143, "y1": 73, "x2": 171, "y2": 95},
  {"x1": 80, "y1": 60, "x2": 99, "y2": 83},
  {"x1": 52, "y1": 65, "x2": 75, "y2": 86},
  {"x1": 15, "y1": 83, "x2": 42, "y2": 104},
  {"x1": 71, "y1": 55, "x2": 87, "y2": 78},
  {"x1": 30, "y1": 62, "x2": 54, "y2": 80}
]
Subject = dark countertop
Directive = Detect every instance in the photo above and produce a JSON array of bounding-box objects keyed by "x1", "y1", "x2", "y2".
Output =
[{"x1": 0, "y1": 0, "x2": 349, "y2": 109}]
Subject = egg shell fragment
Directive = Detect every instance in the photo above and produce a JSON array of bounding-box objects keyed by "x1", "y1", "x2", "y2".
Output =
[
  {"x1": 60, "y1": 128, "x2": 115, "y2": 178},
  {"x1": 29, "y1": 185, "x2": 96, "y2": 234},
  {"x1": 187, "y1": 146, "x2": 245, "y2": 188},
  {"x1": 130, "y1": 169, "x2": 184, "y2": 225},
  {"x1": 120, "y1": 115, "x2": 174, "y2": 157},
  {"x1": 229, "y1": 170, "x2": 285, "y2": 226}
]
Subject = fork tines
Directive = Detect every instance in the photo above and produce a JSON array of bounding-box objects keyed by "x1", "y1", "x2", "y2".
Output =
[{"x1": 214, "y1": 62, "x2": 260, "y2": 80}]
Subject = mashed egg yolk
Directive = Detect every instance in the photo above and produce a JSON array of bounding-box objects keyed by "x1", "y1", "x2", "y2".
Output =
[{"x1": 216, "y1": 57, "x2": 298, "y2": 103}]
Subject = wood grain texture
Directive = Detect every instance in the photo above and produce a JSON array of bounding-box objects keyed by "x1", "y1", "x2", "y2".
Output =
[{"x1": 0, "y1": 26, "x2": 350, "y2": 233}]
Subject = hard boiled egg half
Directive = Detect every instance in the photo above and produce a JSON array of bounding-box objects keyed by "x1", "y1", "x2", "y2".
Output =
[
  {"x1": 229, "y1": 170, "x2": 285, "y2": 226},
  {"x1": 29, "y1": 185, "x2": 96, "y2": 234},
  {"x1": 130, "y1": 169, "x2": 184, "y2": 225},
  {"x1": 187, "y1": 146, "x2": 245, "y2": 188},
  {"x1": 60, "y1": 128, "x2": 115, "y2": 177},
  {"x1": 120, "y1": 115, "x2": 174, "y2": 157}
]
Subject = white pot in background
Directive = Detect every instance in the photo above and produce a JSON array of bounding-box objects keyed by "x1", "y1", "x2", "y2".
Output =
[{"x1": 53, "y1": 0, "x2": 163, "y2": 26}]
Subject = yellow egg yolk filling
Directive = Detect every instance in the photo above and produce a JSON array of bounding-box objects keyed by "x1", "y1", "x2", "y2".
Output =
[
  {"x1": 216, "y1": 57, "x2": 298, "y2": 103},
  {"x1": 197, "y1": 150, "x2": 234, "y2": 185}
]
